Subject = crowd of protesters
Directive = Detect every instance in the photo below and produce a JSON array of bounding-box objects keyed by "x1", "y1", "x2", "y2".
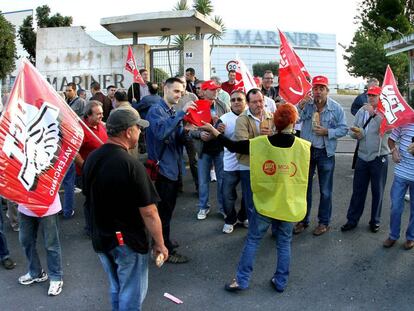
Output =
[{"x1": 1, "y1": 65, "x2": 414, "y2": 311}]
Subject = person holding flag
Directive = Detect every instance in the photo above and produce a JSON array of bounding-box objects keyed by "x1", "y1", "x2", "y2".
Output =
[
  {"x1": 341, "y1": 86, "x2": 390, "y2": 233},
  {"x1": 294, "y1": 76, "x2": 348, "y2": 236}
]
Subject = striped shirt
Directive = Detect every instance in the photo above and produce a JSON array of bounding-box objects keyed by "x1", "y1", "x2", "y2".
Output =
[{"x1": 390, "y1": 123, "x2": 414, "y2": 181}]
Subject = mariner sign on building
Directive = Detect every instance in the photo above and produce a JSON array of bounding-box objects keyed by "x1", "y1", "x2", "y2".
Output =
[{"x1": 233, "y1": 30, "x2": 320, "y2": 48}]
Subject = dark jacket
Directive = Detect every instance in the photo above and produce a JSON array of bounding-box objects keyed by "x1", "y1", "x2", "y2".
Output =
[
  {"x1": 127, "y1": 82, "x2": 152, "y2": 103},
  {"x1": 261, "y1": 85, "x2": 280, "y2": 102},
  {"x1": 90, "y1": 91, "x2": 112, "y2": 121},
  {"x1": 351, "y1": 92, "x2": 368, "y2": 116}
]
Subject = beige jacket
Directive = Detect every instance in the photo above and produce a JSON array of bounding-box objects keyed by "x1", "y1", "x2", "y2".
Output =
[{"x1": 233, "y1": 110, "x2": 274, "y2": 167}]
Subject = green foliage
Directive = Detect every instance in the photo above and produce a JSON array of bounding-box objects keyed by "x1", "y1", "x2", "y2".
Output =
[
  {"x1": 252, "y1": 62, "x2": 279, "y2": 77},
  {"x1": 0, "y1": 13, "x2": 16, "y2": 80},
  {"x1": 18, "y1": 5, "x2": 72, "y2": 64},
  {"x1": 152, "y1": 67, "x2": 169, "y2": 85},
  {"x1": 345, "y1": 0, "x2": 412, "y2": 87},
  {"x1": 193, "y1": 0, "x2": 213, "y2": 16}
]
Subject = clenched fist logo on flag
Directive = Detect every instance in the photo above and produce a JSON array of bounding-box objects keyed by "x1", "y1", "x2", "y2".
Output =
[{"x1": 0, "y1": 59, "x2": 84, "y2": 216}]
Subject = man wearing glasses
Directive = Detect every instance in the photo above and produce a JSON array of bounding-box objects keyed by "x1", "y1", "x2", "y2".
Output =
[{"x1": 261, "y1": 70, "x2": 281, "y2": 103}]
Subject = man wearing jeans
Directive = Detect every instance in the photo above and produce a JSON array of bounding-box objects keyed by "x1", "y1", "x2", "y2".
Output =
[
  {"x1": 294, "y1": 76, "x2": 348, "y2": 236},
  {"x1": 83, "y1": 109, "x2": 168, "y2": 310},
  {"x1": 220, "y1": 90, "x2": 248, "y2": 233},
  {"x1": 383, "y1": 123, "x2": 414, "y2": 249}
]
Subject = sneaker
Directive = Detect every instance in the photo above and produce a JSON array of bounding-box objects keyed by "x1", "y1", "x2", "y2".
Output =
[
  {"x1": 242, "y1": 219, "x2": 249, "y2": 228},
  {"x1": 19, "y1": 270, "x2": 48, "y2": 285},
  {"x1": 48, "y1": 280, "x2": 63, "y2": 296},
  {"x1": 405, "y1": 193, "x2": 410, "y2": 202},
  {"x1": 223, "y1": 224, "x2": 234, "y2": 234},
  {"x1": 11, "y1": 224, "x2": 19, "y2": 232},
  {"x1": 74, "y1": 187, "x2": 82, "y2": 194},
  {"x1": 197, "y1": 208, "x2": 210, "y2": 220},
  {"x1": 210, "y1": 170, "x2": 217, "y2": 182},
  {"x1": 2, "y1": 257, "x2": 16, "y2": 270}
]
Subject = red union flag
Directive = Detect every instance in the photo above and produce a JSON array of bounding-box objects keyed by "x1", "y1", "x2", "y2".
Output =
[
  {"x1": 378, "y1": 65, "x2": 414, "y2": 135},
  {"x1": 278, "y1": 29, "x2": 312, "y2": 104},
  {"x1": 125, "y1": 45, "x2": 145, "y2": 85},
  {"x1": 0, "y1": 59, "x2": 84, "y2": 216},
  {"x1": 236, "y1": 58, "x2": 258, "y2": 93}
]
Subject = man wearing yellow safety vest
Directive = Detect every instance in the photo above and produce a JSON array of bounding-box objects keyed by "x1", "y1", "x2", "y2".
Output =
[{"x1": 200, "y1": 103, "x2": 310, "y2": 293}]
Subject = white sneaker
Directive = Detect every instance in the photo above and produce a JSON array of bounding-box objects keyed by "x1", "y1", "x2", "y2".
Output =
[
  {"x1": 237, "y1": 219, "x2": 249, "y2": 228},
  {"x1": 19, "y1": 270, "x2": 48, "y2": 285},
  {"x1": 74, "y1": 187, "x2": 82, "y2": 194},
  {"x1": 405, "y1": 194, "x2": 410, "y2": 202},
  {"x1": 223, "y1": 224, "x2": 234, "y2": 234},
  {"x1": 48, "y1": 280, "x2": 63, "y2": 296},
  {"x1": 197, "y1": 208, "x2": 210, "y2": 220},
  {"x1": 210, "y1": 170, "x2": 217, "y2": 182}
]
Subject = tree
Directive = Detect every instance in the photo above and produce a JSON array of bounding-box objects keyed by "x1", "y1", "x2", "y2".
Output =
[
  {"x1": 252, "y1": 62, "x2": 279, "y2": 77},
  {"x1": 0, "y1": 12, "x2": 17, "y2": 80},
  {"x1": 345, "y1": 0, "x2": 413, "y2": 85},
  {"x1": 18, "y1": 5, "x2": 72, "y2": 64}
]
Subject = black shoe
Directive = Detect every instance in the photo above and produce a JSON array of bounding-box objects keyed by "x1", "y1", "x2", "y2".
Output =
[
  {"x1": 340, "y1": 223, "x2": 357, "y2": 232},
  {"x1": 369, "y1": 224, "x2": 380, "y2": 233},
  {"x1": 224, "y1": 279, "x2": 244, "y2": 292},
  {"x1": 270, "y1": 278, "x2": 284, "y2": 293},
  {"x1": 2, "y1": 258, "x2": 16, "y2": 270}
]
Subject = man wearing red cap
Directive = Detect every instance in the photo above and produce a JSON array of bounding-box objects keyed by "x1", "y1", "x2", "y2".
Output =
[
  {"x1": 294, "y1": 76, "x2": 348, "y2": 236},
  {"x1": 190, "y1": 80, "x2": 230, "y2": 220},
  {"x1": 341, "y1": 86, "x2": 390, "y2": 233}
]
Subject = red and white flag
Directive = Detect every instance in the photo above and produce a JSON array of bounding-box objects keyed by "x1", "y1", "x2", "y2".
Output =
[
  {"x1": 278, "y1": 29, "x2": 312, "y2": 105},
  {"x1": 236, "y1": 58, "x2": 258, "y2": 93},
  {"x1": 125, "y1": 45, "x2": 145, "y2": 85},
  {"x1": 378, "y1": 65, "x2": 414, "y2": 135},
  {"x1": 0, "y1": 59, "x2": 84, "y2": 216}
]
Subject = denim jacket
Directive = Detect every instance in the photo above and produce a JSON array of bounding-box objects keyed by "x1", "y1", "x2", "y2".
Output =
[
  {"x1": 146, "y1": 99, "x2": 185, "y2": 181},
  {"x1": 298, "y1": 97, "x2": 348, "y2": 157}
]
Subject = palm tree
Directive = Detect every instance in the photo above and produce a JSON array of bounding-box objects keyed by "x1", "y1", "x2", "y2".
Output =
[
  {"x1": 193, "y1": 0, "x2": 213, "y2": 39},
  {"x1": 159, "y1": 0, "x2": 190, "y2": 76},
  {"x1": 208, "y1": 15, "x2": 226, "y2": 56}
]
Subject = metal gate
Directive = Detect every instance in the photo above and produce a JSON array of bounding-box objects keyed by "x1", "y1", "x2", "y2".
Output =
[{"x1": 149, "y1": 47, "x2": 183, "y2": 86}]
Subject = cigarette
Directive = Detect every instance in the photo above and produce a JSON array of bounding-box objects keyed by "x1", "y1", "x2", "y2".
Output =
[{"x1": 164, "y1": 293, "x2": 183, "y2": 304}]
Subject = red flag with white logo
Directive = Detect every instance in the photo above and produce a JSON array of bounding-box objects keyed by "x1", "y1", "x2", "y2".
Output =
[
  {"x1": 125, "y1": 45, "x2": 145, "y2": 85},
  {"x1": 378, "y1": 65, "x2": 414, "y2": 135},
  {"x1": 278, "y1": 29, "x2": 312, "y2": 104},
  {"x1": 0, "y1": 59, "x2": 84, "y2": 216}
]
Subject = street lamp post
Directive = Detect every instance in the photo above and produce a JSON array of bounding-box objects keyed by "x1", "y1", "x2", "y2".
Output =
[{"x1": 386, "y1": 26, "x2": 405, "y2": 39}]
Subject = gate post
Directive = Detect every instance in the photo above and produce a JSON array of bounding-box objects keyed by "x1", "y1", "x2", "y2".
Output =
[{"x1": 183, "y1": 39, "x2": 211, "y2": 80}]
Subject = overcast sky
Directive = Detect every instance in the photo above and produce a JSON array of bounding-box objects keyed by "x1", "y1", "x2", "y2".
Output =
[{"x1": 1, "y1": 0, "x2": 364, "y2": 83}]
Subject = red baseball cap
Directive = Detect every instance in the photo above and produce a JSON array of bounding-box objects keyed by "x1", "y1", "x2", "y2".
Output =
[
  {"x1": 312, "y1": 75, "x2": 329, "y2": 87},
  {"x1": 201, "y1": 80, "x2": 220, "y2": 91},
  {"x1": 367, "y1": 86, "x2": 382, "y2": 96}
]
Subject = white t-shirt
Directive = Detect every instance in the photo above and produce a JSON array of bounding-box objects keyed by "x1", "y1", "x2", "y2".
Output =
[
  {"x1": 18, "y1": 195, "x2": 62, "y2": 217},
  {"x1": 220, "y1": 111, "x2": 240, "y2": 171},
  {"x1": 264, "y1": 96, "x2": 276, "y2": 114}
]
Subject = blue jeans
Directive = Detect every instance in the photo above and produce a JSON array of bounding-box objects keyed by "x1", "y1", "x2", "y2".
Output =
[
  {"x1": 303, "y1": 148, "x2": 335, "y2": 226},
  {"x1": 62, "y1": 162, "x2": 76, "y2": 217},
  {"x1": 98, "y1": 246, "x2": 149, "y2": 311},
  {"x1": 236, "y1": 209, "x2": 293, "y2": 290},
  {"x1": 223, "y1": 171, "x2": 247, "y2": 225},
  {"x1": 0, "y1": 203, "x2": 10, "y2": 260},
  {"x1": 19, "y1": 213, "x2": 62, "y2": 280},
  {"x1": 346, "y1": 156, "x2": 388, "y2": 226},
  {"x1": 197, "y1": 152, "x2": 224, "y2": 212},
  {"x1": 240, "y1": 170, "x2": 254, "y2": 221},
  {"x1": 389, "y1": 175, "x2": 414, "y2": 240}
]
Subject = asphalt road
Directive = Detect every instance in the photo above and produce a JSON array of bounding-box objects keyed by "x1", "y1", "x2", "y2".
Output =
[{"x1": 1, "y1": 95, "x2": 414, "y2": 311}]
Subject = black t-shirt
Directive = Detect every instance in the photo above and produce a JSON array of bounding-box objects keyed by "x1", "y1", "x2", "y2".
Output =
[{"x1": 83, "y1": 143, "x2": 159, "y2": 254}]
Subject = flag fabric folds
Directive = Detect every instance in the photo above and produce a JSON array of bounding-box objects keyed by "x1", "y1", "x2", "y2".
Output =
[
  {"x1": 378, "y1": 65, "x2": 414, "y2": 135},
  {"x1": 125, "y1": 45, "x2": 145, "y2": 85},
  {"x1": 278, "y1": 29, "x2": 312, "y2": 105},
  {"x1": 0, "y1": 59, "x2": 84, "y2": 216}
]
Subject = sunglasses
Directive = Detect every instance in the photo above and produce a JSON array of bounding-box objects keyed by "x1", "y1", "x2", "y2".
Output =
[
  {"x1": 367, "y1": 94, "x2": 378, "y2": 97},
  {"x1": 231, "y1": 97, "x2": 244, "y2": 102}
]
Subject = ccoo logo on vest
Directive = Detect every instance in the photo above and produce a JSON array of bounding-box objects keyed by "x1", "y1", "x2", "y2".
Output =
[{"x1": 262, "y1": 160, "x2": 298, "y2": 177}]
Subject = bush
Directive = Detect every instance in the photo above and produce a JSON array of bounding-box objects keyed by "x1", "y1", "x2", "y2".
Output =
[{"x1": 252, "y1": 62, "x2": 279, "y2": 77}]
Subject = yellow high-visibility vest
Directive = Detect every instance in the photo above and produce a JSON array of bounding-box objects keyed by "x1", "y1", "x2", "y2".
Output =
[{"x1": 250, "y1": 135, "x2": 311, "y2": 222}]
